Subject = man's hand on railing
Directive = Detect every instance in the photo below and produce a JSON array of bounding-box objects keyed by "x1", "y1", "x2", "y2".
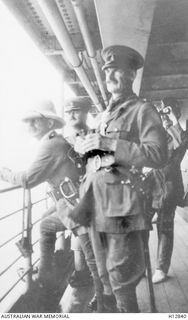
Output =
[{"x1": 0, "y1": 167, "x2": 12, "y2": 182}]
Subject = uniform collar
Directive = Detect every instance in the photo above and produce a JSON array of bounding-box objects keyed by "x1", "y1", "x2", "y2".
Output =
[{"x1": 107, "y1": 91, "x2": 136, "y2": 112}]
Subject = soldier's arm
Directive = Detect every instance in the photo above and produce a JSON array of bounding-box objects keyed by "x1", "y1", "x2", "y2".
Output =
[
  {"x1": 167, "y1": 122, "x2": 185, "y2": 149},
  {"x1": 75, "y1": 102, "x2": 167, "y2": 169},
  {"x1": 0, "y1": 138, "x2": 62, "y2": 188},
  {"x1": 163, "y1": 123, "x2": 188, "y2": 176},
  {"x1": 114, "y1": 103, "x2": 168, "y2": 169}
]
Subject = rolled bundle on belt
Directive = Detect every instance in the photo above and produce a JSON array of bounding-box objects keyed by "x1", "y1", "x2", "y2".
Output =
[
  {"x1": 86, "y1": 154, "x2": 115, "y2": 172},
  {"x1": 67, "y1": 184, "x2": 94, "y2": 227}
]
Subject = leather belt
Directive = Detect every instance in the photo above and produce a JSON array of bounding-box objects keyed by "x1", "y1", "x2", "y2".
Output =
[
  {"x1": 86, "y1": 154, "x2": 115, "y2": 172},
  {"x1": 49, "y1": 177, "x2": 79, "y2": 207}
]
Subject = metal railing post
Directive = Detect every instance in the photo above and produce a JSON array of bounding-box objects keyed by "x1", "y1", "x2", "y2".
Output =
[
  {"x1": 0, "y1": 185, "x2": 50, "y2": 306},
  {"x1": 25, "y1": 189, "x2": 33, "y2": 290}
]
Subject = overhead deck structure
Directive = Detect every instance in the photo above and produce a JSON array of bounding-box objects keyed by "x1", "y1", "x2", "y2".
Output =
[{"x1": 3, "y1": 0, "x2": 188, "y2": 110}]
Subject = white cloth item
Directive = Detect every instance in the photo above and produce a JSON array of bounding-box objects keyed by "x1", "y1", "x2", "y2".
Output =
[{"x1": 152, "y1": 269, "x2": 166, "y2": 284}]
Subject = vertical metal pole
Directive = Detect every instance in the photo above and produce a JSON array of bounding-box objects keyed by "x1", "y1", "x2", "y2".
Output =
[
  {"x1": 25, "y1": 189, "x2": 33, "y2": 290},
  {"x1": 142, "y1": 231, "x2": 157, "y2": 313},
  {"x1": 71, "y1": 0, "x2": 108, "y2": 106}
]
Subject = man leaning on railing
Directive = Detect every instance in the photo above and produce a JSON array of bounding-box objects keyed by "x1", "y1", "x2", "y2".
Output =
[{"x1": 0, "y1": 100, "x2": 103, "y2": 306}]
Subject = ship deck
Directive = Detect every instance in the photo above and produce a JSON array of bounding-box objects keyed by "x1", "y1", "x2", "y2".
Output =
[
  {"x1": 59, "y1": 212, "x2": 188, "y2": 313},
  {"x1": 10, "y1": 212, "x2": 188, "y2": 313}
]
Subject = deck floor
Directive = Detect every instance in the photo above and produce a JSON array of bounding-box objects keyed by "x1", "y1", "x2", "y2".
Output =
[
  {"x1": 59, "y1": 213, "x2": 188, "y2": 313},
  {"x1": 138, "y1": 213, "x2": 188, "y2": 313}
]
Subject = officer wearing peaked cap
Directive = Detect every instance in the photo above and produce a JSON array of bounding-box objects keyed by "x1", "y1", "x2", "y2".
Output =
[
  {"x1": 72, "y1": 45, "x2": 168, "y2": 312},
  {"x1": 101, "y1": 45, "x2": 144, "y2": 71},
  {"x1": 64, "y1": 96, "x2": 91, "y2": 143},
  {"x1": 64, "y1": 96, "x2": 91, "y2": 113},
  {"x1": 64, "y1": 96, "x2": 110, "y2": 309},
  {"x1": 63, "y1": 97, "x2": 93, "y2": 288}
]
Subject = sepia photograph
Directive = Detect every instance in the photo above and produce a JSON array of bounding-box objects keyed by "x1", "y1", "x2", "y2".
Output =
[{"x1": 0, "y1": 0, "x2": 188, "y2": 317}]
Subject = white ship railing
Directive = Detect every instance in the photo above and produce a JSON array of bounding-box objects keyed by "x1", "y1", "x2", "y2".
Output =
[{"x1": 0, "y1": 185, "x2": 48, "y2": 309}]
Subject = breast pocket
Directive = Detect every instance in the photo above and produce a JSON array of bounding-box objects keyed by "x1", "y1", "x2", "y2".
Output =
[
  {"x1": 106, "y1": 120, "x2": 132, "y2": 141},
  {"x1": 93, "y1": 172, "x2": 141, "y2": 218}
]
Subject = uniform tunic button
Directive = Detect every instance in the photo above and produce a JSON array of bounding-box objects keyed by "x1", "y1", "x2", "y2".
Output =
[
  {"x1": 114, "y1": 128, "x2": 118, "y2": 132},
  {"x1": 121, "y1": 180, "x2": 125, "y2": 184}
]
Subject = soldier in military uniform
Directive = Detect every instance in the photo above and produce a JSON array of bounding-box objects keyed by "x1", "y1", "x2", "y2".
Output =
[
  {"x1": 64, "y1": 96, "x2": 90, "y2": 144},
  {"x1": 152, "y1": 97, "x2": 186, "y2": 284},
  {"x1": 63, "y1": 97, "x2": 93, "y2": 287},
  {"x1": 73, "y1": 45, "x2": 168, "y2": 312},
  {"x1": 0, "y1": 100, "x2": 102, "y2": 298}
]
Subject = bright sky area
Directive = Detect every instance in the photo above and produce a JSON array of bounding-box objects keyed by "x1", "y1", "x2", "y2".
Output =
[{"x1": 0, "y1": 1, "x2": 75, "y2": 170}]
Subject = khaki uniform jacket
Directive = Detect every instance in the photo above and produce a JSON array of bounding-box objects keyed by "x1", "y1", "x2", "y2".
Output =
[
  {"x1": 0, "y1": 131, "x2": 82, "y2": 229},
  {"x1": 81, "y1": 94, "x2": 168, "y2": 233}
]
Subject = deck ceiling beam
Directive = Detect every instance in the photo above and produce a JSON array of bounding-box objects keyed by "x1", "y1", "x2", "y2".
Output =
[
  {"x1": 143, "y1": 42, "x2": 188, "y2": 78},
  {"x1": 144, "y1": 61, "x2": 188, "y2": 77},
  {"x1": 145, "y1": 42, "x2": 188, "y2": 66},
  {"x1": 141, "y1": 88, "x2": 188, "y2": 101},
  {"x1": 142, "y1": 74, "x2": 188, "y2": 91},
  {"x1": 141, "y1": 40, "x2": 188, "y2": 101}
]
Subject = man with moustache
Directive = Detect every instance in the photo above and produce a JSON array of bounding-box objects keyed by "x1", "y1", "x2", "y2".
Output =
[
  {"x1": 73, "y1": 45, "x2": 167, "y2": 312},
  {"x1": 0, "y1": 100, "x2": 102, "y2": 301},
  {"x1": 63, "y1": 97, "x2": 93, "y2": 287}
]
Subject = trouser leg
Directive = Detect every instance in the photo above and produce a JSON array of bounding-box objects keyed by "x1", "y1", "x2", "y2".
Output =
[
  {"x1": 106, "y1": 231, "x2": 145, "y2": 313},
  {"x1": 78, "y1": 232, "x2": 103, "y2": 312},
  {"x1": 89, "y1": 226, "x2": 112, "y2": 296},
  {"x1": 39, "y1": 212, "x2": 66, "y2": 281},
  {"x1": 74, "y1": 250, "x2": 86, "y2": 271},
  {"x1": 156, "y1": 205, "x2": 175, "y2": 274}
]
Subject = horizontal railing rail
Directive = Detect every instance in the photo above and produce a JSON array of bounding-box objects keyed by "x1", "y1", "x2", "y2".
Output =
[
  {"x1": 0, "y1": 184, "x2": 50, "y2": 308},
  {"x1": 0, "y1": 185, "x2": 21, "y2": 194},
  {"x1": 0, "y1": 230, "x2": 24, "y2": 249},
  {"x1": 0, "y1": 254, "x2": 23, "y2": 278},
  {"x1": 0, "y1": 208, "x2": 24, "y2": 222}
]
